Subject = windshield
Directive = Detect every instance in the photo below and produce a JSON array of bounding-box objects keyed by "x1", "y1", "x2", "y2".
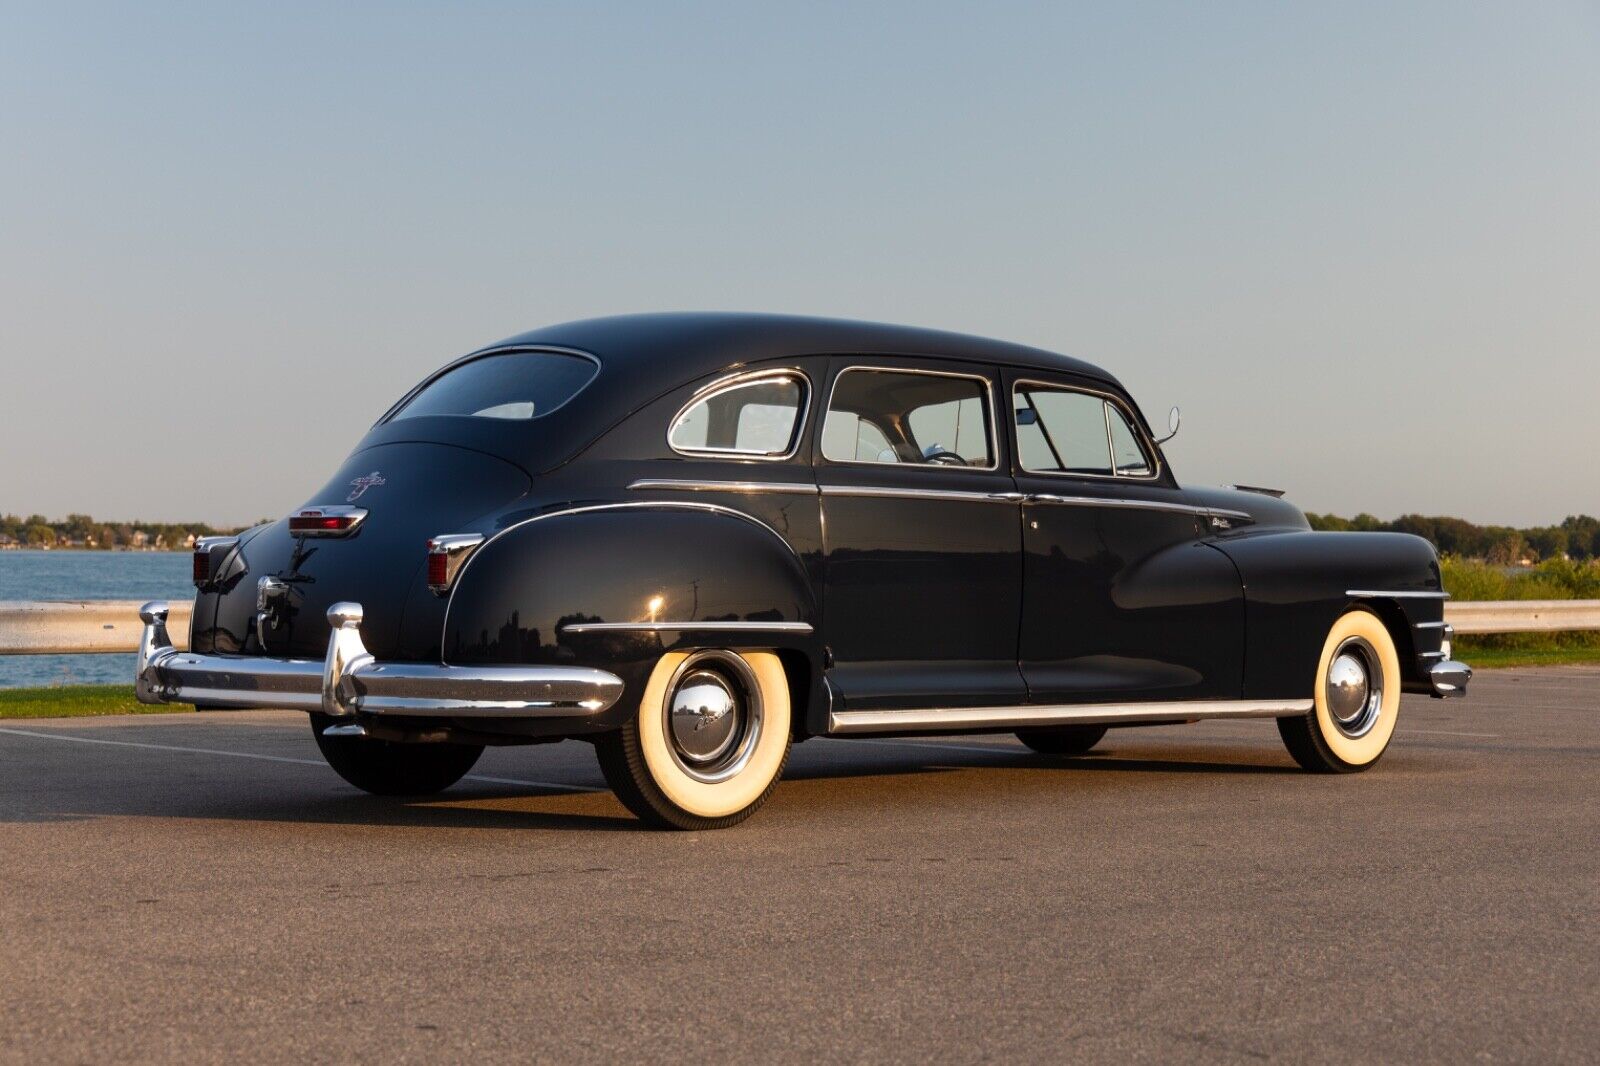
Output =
[{"x1": 389, "y1": 350, "x2": 599, "y2": 422}]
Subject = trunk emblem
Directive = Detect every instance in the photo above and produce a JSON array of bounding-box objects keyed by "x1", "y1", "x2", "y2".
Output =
[{"x1": 347, "y1": 471, "x2": 386, "y2": 502}]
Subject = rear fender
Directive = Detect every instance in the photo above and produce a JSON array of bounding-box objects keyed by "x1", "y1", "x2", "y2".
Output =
[{"x1": 442, "y1": 503, "x2": 822, "y2": 734}]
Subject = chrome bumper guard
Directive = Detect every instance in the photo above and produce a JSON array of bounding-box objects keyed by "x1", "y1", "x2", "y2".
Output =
[
  {"x1": 1428, "y1": 659, "x2": 1472, "y2": 698},
  {"x1": 135, "y1": 600, "x2": 625, "y2": 718}
]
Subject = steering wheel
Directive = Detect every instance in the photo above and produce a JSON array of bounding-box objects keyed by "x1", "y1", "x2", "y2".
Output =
[{"x1": 922, "y1": 447, "x2": 967, "y2": 466}]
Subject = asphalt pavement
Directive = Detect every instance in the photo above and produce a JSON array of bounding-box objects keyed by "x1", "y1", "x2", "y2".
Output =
[{"x1": 1, "y1": 667, "x2": 1595, "y2": 1063}]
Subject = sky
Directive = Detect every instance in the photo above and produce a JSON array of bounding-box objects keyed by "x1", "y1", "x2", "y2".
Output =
[{"x1": 2, "y1": 2, "x2": 1597, "y2": 528}]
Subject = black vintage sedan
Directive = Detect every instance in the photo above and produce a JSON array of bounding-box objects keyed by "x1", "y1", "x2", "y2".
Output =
[{"x1": 138, "y1": 313, "x2": 1471, "y2": 828}]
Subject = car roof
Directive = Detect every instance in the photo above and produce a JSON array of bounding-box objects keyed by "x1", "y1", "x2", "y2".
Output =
[{"x1": 482, "y1": 312, "x2": 1119, "y2": 389}]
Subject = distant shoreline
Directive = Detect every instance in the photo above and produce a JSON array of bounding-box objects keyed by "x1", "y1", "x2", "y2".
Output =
[{"x1": 0, "y1": 546, "x2": 189, "y2": 554}]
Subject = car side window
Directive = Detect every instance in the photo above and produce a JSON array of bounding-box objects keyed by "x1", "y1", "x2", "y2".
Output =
[
  {"x1": 1013, "y1": 383, "x2": 1154, "y2": 478},
  {"x1": 821, "y1": 368, "x2": 994, "y2": 468},
  {"x1": 1108, "y1": 405, "x2": 1152, "y2": 476},
  {"x1": 669, "y1": 373, "x2": 807, "y2": 458}
]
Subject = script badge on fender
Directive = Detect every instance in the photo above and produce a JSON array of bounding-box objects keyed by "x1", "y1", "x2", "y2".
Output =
[{"x1": 347, "y1": 471, "x2": 386, "y2": 502}]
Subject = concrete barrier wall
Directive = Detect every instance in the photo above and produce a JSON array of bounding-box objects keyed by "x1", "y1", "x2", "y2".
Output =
[
  {"x1": 0, "y1": 601, "x2": 192, "y2": 654},
  {"x1": 2, "y1": 597, "x2": 1599, "y2": 656}
]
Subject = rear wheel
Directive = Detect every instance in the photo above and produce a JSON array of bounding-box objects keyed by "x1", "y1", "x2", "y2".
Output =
[
  {"x1": 1277, "y1": 609, "x2": 1401, "y2": 773},
  {"x1": 1016, "y1": 724, "x2": 1108, "y2": 755},
  {"x1": 595, "y1": 649, "x2": 791, "y2": 830},
  {"x1": 309, "y1": 713, "x2": 484, "y2": 795}
]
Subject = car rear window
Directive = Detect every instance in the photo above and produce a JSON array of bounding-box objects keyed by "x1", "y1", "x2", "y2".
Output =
[{"x1": 389, "y1": 350, "x2": 599, "y2": 422}]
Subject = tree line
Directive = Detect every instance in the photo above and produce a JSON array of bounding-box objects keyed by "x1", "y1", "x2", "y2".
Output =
[
  {"x1": 0, "y1": 513, "x2": 250, "y2": 550},
  {"x1": 1307, "y1": 513, "x2": 1600, "y2": 564}
]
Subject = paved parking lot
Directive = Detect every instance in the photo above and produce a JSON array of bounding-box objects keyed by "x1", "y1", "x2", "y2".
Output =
[{"x1": 1, "y1": 667, "x2": 1595, "y2": 1063}]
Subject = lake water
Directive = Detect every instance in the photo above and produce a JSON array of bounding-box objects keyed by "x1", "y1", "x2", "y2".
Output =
[{"x1": 0, "y1": 551, "x2": 195, "y2": 688}]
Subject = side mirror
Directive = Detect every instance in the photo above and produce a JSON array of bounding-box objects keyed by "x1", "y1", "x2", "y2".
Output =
[{"x1": 1155, "y1": 406, "x2": 1180, "y2": 445}]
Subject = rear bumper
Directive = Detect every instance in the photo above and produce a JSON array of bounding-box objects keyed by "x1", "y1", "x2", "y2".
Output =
[{"x1": 135, "y1": 600, "x2": 625, "y2": 719}]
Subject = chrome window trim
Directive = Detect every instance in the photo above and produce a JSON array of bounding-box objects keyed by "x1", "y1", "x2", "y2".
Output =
[
  {"x1": 819, "y1": 364, "x2": 1002, "y2": 473},
  {"x1": 380, "y1": 344, "x2": 603, "y2": 426},
  {"x1": 666, "y1": 368, "x2": 812, "y2": 462},
  {"x1": 820, "y1": 484, "x2": 1023, "y2": 504},
  {"x1": 442, "y1": 501, "x2": 808, "y2": 647},
  {"x1": 1011, "y1": 378, "x2": 1162, "y2": 482},
  {"x1": 826, "y1": 698, "x2": 1314, "y2": 735},
  {"x1": 561, "y1": 620, "x2": 814, "y2": 634},
  {"x1": 628, "y1": 478, "x2": 819, "y2": 495},
  {"x1": 1346, "y1": 589, "x2": 1451, "y2": 600}
]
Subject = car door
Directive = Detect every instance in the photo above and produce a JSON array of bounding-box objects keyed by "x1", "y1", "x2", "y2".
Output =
[
  {"x1": 1007, "y1": 372, "x2": 1244, "y2": 702},
  {"x1": 816, "y1": 359, "x2": 1025, "y2": 710}
]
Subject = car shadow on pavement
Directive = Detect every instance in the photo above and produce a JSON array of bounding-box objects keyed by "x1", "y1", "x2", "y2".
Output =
[{"x1": 0, "y1": 783, "x2": 641, "y2": 831}]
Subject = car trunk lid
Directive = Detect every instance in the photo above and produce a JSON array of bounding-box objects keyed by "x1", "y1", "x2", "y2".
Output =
[{"x1": 204, "y1": 442, "x2": 530, "y2": 661}]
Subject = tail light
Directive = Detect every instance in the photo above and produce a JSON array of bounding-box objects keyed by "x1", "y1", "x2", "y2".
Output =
[
  {"x1": 288, "y1": 506, "x2": 367, "y2": 537},
  {"x1": 192, "y1": 536, "x2": 240, "y2": 589},
  {"x1": 427, "y1": 534, "x2": 485, "y2": 595}
]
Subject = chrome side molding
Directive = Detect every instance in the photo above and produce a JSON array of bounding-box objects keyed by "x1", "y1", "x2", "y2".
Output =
[
  {"x1": 1347, "y1": 589, "x2": 1451, "y2": 599},
  {"x1": 826, "y1": 698, "x2": 1314, "y2": 735},
  {"x1": 560, "y1": 620, "x2": 813, "y2": 634},
  {"x1": 820, "y1": 484, "x2": 1024, "y2": 504},
  {"x1": 628, "y1": 479, "x2": 820, "y2": 495}
]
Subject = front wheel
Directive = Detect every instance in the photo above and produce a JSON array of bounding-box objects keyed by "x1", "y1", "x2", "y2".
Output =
[
  {"x1": 1277, "y1": 609, "x2": 1401, "y2": 773},
  {"x1": 309, "y1": 713, "x2": 484, "y2": 795},
  {"x1": 595, "y1": 649, "x2": 791, "y2": 830}
]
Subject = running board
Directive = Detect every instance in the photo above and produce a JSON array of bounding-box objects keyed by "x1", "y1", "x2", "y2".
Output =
[{"x1": 825, "y1": 699, "x2": 1313, "y2": 735}]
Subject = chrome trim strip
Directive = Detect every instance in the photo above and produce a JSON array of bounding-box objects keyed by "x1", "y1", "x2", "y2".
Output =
[
  {"x1": 135, "y1": 600, "x2": 625, "y2": 718},
  {"x1": 443, "y1": 501, "x2": 806, "y2": 647},
  {"x1": 820, "y1": 364, "x2": 1002, "y2": 472},
  {"x1": 826, "y1": 698, "x2": 1314, "y2": 735},
  {"x1": 1412, "y1": 620, "x2": 1450, "y2": 629},
  {"x1": 628, "y1": 478, "x2": 820, "y2": 496},
  {"x1": 820, "y1": 484, "x2": 1023, "y2": 504},
  {"x1": 561, "y1": 620, "x2": 814, "y2": 634},
  {"x1": 1346, "y1": 589, "x2": 1451, "y2": 600},
  {"x1": 1417, "y1": 650, "x2": 1447, "y2": 660},
  {"x1": 1026, "y1": 493, "x2": 1250, "y2": 520},
  {"x1": 1012, "y1": 377, "x2": 1163, "y2": 482},
  {"x1": 666, "y1": 367, "x2": 813, "y2": 462}
]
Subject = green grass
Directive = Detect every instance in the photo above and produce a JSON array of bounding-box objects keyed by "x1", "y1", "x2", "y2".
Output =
[
  {"x1": 1451, "y1": 641, "x2": 1600, "y2": 670},
  {"x1": 0, "y1": 685, "x2": 191, "y2": 720}
]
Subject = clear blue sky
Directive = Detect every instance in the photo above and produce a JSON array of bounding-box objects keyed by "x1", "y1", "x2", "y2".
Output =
[{"x1": 3, "y1": 2, "x2": 1596, "y2": 526}]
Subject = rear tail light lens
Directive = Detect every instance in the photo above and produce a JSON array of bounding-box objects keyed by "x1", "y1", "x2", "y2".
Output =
[
  {"x1": 427, "y1": 534, "x2": 486, "y2": 595},
  {"x1": 192, "y1": 536, "x2": 241, "y2": 589},
  {"x1": 427, "y1": 551, "x2": 449, "y2": 588},
  {"x1": 288, "y1": 506, "x2": 367, "y2": 537}
]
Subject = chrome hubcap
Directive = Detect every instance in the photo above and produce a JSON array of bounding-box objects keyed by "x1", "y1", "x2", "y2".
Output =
[
  {"x1": 1325, "y1": 636, "x2": 1383, "y2": 738},
  {"x1": 662, "y1": 651, "x2": 764, "y2": 783},
  {"x1": 669, "y1": 670, "x2": 739, "y2": 764}
]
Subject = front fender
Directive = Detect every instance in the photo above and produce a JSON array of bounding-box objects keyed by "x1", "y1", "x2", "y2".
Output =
[
  {"x1": 442, "y1": 504, "x2": 821, "y2": 731},
  {"x1": 1211, "y1": 530, "x2": 1444, "y2": 698}
]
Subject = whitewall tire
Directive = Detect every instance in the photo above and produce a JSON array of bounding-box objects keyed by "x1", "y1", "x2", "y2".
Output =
[
  {"x1": 1277, "y1": 609, "x2": 1401, "y2": 773},
  {"x1": 595, "y1": 649, "x2": 791, "y2": 829}
]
